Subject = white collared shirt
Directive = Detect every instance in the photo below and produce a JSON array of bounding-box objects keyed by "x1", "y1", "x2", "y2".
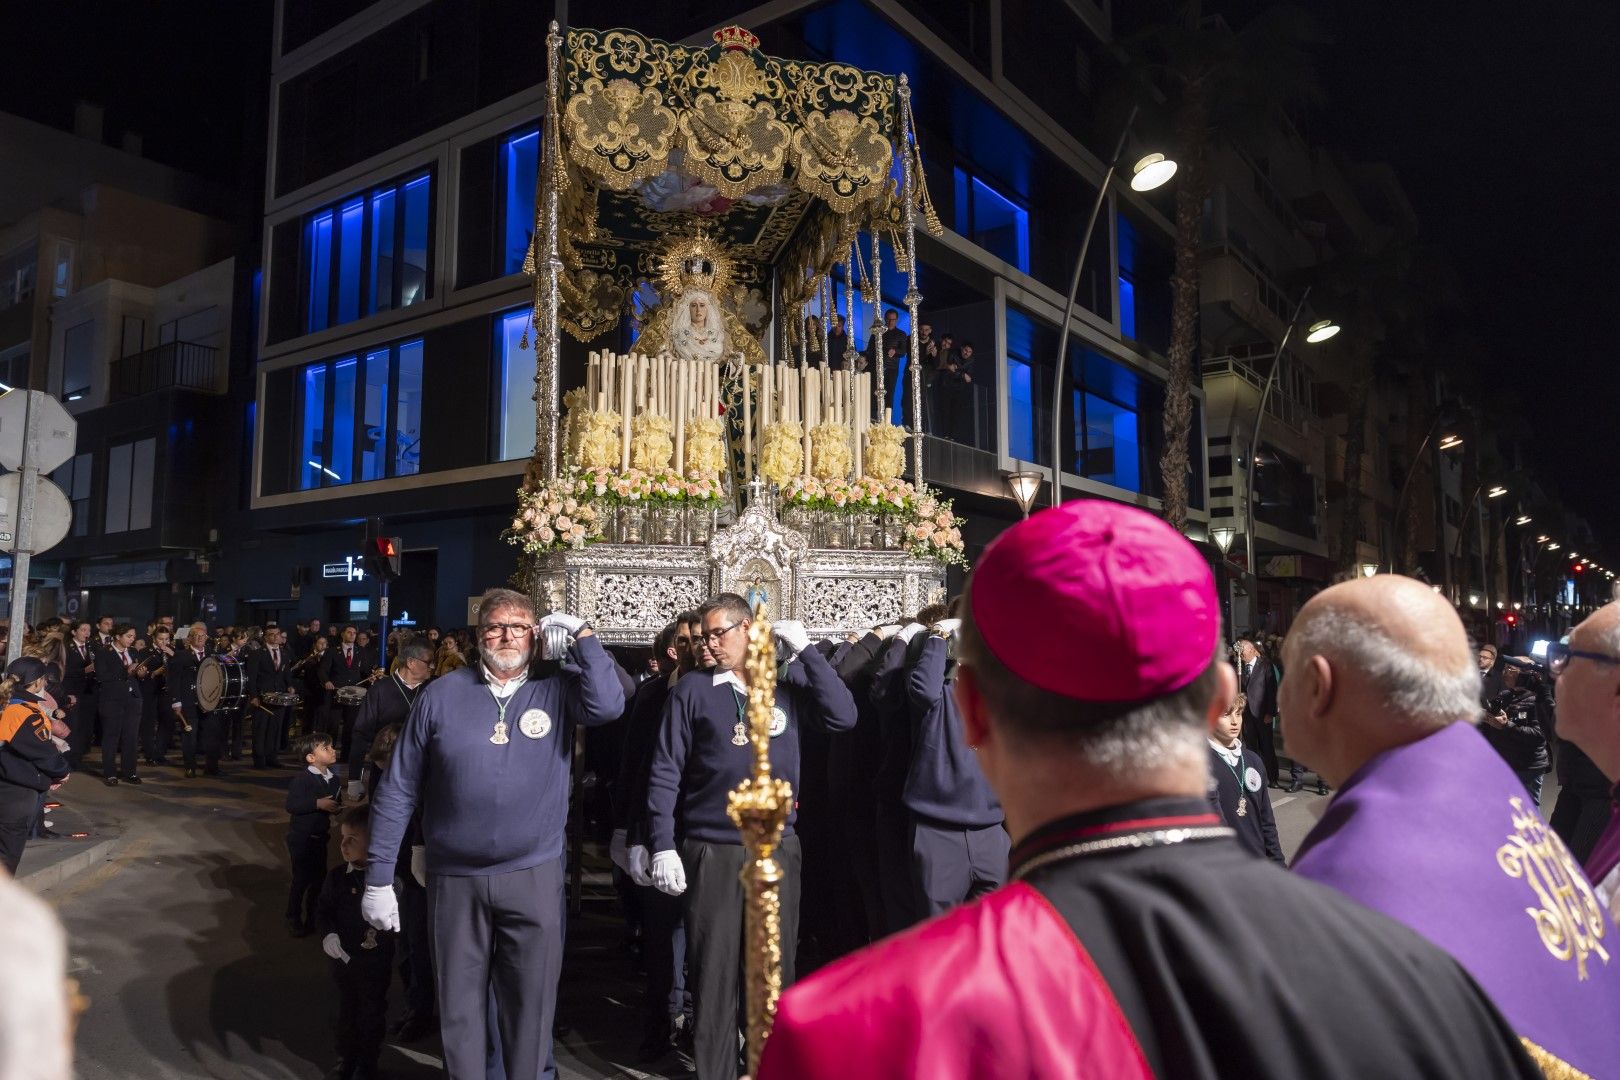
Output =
[
  {"x1": 712, "y1": 668, "x2": 746, "y2": 694},
  {"x1": 482, "y1": 664, "x2": 529, "y2": 700},
  {"x1": 1209, "y1": 737, "x2": 1243, "y2": 769},
  {"x1": 308, "y1": 765, "x2": 334, "y2": 781}
]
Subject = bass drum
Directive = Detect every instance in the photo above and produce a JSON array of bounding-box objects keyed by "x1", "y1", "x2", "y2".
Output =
[{"x1": 196, "y1": 655, "x2": 248, "y2": 714}]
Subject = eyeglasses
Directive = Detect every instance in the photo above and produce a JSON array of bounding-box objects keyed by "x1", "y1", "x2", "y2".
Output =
[
  {"x1": 1546, "y1": 641, "x2": 1620, "y2": 675},
  {"x1": 480, "y1": 623, "x2": 534, "y2": 640},
  {"x1": 700, "y1": 620, "x2": 744, "y2": 644}
]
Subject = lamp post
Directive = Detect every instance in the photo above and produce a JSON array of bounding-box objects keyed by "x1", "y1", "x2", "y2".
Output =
[
  {"x1": 1049, "y1": 105, "x2": 1176, "y2": 506},
  {"x1": 1212, "y1": 525, "x2": 1237, "y2": 632},
  {"x1": 1004, "y1": 470, "x2": 1042, "y2": 520},
  {"x1": 1240, "y1": 288, "x2": 1339, "y2": 595},
  {"x1": 1391, "y1": 414, "x2": 1460, "y2": 573},
  {"x1": 1453, "y1": 481, "x2": 1508, "y2": 630}
]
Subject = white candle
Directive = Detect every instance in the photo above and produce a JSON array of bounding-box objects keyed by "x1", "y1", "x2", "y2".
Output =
[
  {"x1": 674, "y1": 360, "x2": 686, "y2": 475},
  {"x1": 621, "y1": 358, "x2": 632, "y2": 471},
  {"x1": 743, "y1": 361, "x2": 753, "y2": 474}
]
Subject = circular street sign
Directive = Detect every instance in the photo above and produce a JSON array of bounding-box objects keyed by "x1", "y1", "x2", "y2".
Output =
[
  {"x1": 0, "y1": 390, "x2": 78, "y2": 474},
  {"x1": 0, "y1": 472, "x2": 73, "y2": 554}
]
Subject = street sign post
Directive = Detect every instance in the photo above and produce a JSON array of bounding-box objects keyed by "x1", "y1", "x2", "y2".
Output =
[{"x1": 0, "y1": 391, "x2": 79, "y2": 663}]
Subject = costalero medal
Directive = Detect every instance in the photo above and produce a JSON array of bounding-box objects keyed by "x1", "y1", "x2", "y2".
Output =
[
  {"x1": 730, "y1": 687, "x2": 749, "y2": 746},
  {"x1": 491, "y1": 720, "x2": 510, "y2": 745}
]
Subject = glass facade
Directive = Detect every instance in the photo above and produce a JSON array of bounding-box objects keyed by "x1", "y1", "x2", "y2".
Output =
[
  {"x1": 501, "y1": 127, "x2": 540, "y2": 277},
  {"x1": 296, "y1": 337, "x2": 423, "y2": 489},
  {"x1": 497, "y1": 309, "x2": 537, "y2": 461},
  {"x1": 303, "y1": 171, "x2": 432, "y2": 334}
]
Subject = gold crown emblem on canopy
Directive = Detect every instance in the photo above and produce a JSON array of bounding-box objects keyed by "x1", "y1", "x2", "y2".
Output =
[
  {"x1": 657, "y1": 231, "x2": 738, "y2": 299},
  {"x1": 714, "y1": 25, "x2": 760, "y2": 52}
]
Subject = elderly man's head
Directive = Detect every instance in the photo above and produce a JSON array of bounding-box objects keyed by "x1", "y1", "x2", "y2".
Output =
[
  {"x1": 1555, "y1": 602, "x2": 1620, "y2": 781},
  {"x1": 475, "y1": 588, "x2": 537, "y2": 678},
  {"x1": 1279, "y1": 575, "x2": 1480, "y2": 787}
]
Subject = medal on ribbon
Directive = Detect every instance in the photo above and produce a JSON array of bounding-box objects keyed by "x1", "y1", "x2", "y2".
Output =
[
  {"x1": 361, "y1": 928, "x2": 378, "y2": 950},
  {"x1": 491, "y1": 720, "x2": 510, "y2": 745},
  {"x1": 731, "y1": 721, "x2": 749, "y2": 746}
]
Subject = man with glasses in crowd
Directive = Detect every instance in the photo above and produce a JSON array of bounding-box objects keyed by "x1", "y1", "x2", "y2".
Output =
[
  {"x1": 1552, "y1": 601, "x2": 1620, "y2": 928},
  {"x1": 346, "y1": 639, "x2": 434, "y2": 797},
  {"x1": 362, "y1": 588, "x2": 624, "y2": 1079},
  {"x1": 645, "y1": 593, "x2": 856, "y2": 1080}
]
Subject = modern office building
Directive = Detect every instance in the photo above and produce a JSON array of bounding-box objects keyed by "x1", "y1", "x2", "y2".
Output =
[{"x1": 224, "y1": 0, "x2": 1197, "y2": 629}]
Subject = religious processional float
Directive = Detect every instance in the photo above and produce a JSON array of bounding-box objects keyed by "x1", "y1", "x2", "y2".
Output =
[{"x1": 503, "y1": 22, "x2": 963, "y2": 648}]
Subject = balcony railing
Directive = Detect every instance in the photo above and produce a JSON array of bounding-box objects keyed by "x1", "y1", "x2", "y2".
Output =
[
  {"x1": 112, "y1": 341, "x2": 222, "y2": 400},
  {"x1": 1201, "y1": 353, "x2": 1316, "y2": 436}
]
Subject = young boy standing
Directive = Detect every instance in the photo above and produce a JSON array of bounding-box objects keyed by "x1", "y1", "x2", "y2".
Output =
[
  {"x1": 286, "y1": 732, "x2": 341, "y2": 936},
  {"x1": 1207, "y1": 693, "x2": 1286, "y2": 865},
  {"x1": 319, "y1": 805, "x2": 395, "y2": 1080}
]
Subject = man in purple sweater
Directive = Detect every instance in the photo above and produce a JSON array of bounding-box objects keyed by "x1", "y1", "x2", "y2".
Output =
[
  {"x1": 645, "y1": 592, "x2": 857, "y2": 1080},
  {"x1": 362, "y1": 587, "x2": 625, "y2": 1079}
]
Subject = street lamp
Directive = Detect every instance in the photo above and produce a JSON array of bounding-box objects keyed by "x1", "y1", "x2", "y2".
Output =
[
  {"x1": 1548, "y1": 543, "x2": 1561, "y2": 551},
  {"x1": 1438, "y1": 434, "x2": 1463, "y2": 451},
  {"x1": 1050, "y1": 105, "x2": 1175, "y2": 506},
  {"x1": 1004, "y1": 470, "x2": 1043, "y2": 519},
  {"x1": 1305, "y1": 319, "x2": 1341, "y2": 343},
  {"x1": 1359, "y1": 562, "x2": 1379, "y2": 578},
  {"x1": 1241, "y1": 287, "x2": 1340, "y2": 591},
  {"x1": 1487, "y1": 485, "x2": 1508, "y2": 498},
  {"x1": 1212, "y1": 526, "x2": 1236, "y2": 555}
]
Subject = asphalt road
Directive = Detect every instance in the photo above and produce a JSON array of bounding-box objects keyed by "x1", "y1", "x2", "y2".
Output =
[{"x1": 21, "y1": 754, "x2": 1441, "y2": 1079}]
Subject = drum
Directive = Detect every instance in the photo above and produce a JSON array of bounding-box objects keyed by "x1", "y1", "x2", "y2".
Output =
[
  {"x1": 196, "y1": 655, "x2": 247, "y2": 714},
  {"x1": 262, "y1": 690, "x2": 302, "y2": 708},
  {"x1": 334, "y1": 684, "x2": 369, "y2": 706}
]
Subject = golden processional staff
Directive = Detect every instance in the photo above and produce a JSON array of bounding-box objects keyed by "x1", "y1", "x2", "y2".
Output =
[{"x1": 726, "y1": 604, "x2": 793, "y2": 1075}]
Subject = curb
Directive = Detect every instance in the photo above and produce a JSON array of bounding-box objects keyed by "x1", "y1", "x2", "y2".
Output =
[{"x1": 18, "y1": 836, "x2": 122, "y2": 895}]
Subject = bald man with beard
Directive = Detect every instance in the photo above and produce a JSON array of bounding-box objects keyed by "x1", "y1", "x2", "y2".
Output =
[{"x1": 1287, "y1": 574, "x2": 1620, "y2": 1079}]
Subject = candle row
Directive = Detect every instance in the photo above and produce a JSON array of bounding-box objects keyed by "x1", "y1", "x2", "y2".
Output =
[{"x1": 587, "y1": 351, "x2": 720, "y2": 473}]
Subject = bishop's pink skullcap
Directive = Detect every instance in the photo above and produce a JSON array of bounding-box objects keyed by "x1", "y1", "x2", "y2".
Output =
[{"x1": 970, "y1": 501, "x2": 1219, "y2": 702}]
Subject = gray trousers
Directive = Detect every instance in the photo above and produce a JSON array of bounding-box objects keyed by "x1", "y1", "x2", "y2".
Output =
[
  {"x1": 681, "y1": 835, "x2": 801, "y2": 1080},
  {"x1": 428, "y1": 858, "x2": 565, "y2": 1080},
  {"x1": 911, "y1": 819, "x2": 1009, "y2": 917}
]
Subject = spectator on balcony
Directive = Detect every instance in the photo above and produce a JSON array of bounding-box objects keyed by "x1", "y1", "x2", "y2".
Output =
[{"x1": 936, "y1": 340, "x2": 977, "y2": 444}]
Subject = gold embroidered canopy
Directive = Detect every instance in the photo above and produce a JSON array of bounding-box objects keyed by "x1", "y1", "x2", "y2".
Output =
[{"x1": 562, "y1": 25, "x2": 897, "y2": 211}]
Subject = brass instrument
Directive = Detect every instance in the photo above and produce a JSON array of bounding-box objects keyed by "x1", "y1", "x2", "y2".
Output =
[{"x1": 726, "y1": 604, "x2": 792, "y2": 1075}]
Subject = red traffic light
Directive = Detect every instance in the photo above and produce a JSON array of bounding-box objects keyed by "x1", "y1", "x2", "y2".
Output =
[
  {"x1": 369, "y1": 536, "x2": 403, "y2": 579},
  {"x1": 377, "y1": 537, "x2": 398, "y2": 558},
  {"x1": 1501, "y1": 612, "x2": 1518, "y2": 626},
  {"x1": 1574, "y1": 563, "x2": 1585, "y2": 574}
]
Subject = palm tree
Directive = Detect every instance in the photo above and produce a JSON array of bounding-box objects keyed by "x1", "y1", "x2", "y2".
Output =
[{"x1": 1122, "y1": 3, "x2": 1323, "y2": 530}]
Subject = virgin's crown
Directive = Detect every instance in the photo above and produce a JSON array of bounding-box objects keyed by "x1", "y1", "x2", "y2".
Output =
[{"x1": 714, "y1": 25, "x2": 759, "y2": 52}]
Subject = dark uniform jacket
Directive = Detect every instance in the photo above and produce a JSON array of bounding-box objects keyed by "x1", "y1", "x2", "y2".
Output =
[
  {"x1": 347, "y1": 674, "x2": 421, "y2": 774},
  {"x1": 320, "y1": 644, "x2": 372, "y2": 690},
  {"x1": 93, "y1": 642, "x2": 141, "y2": 702},
  {"x1": 903, "y1": 635, "x2": 1000, "y2": 827},
  {"x1": 287, "y1": 766, "x2": 341, "y2": 840},
  {"x1": 317, "y1": 862, "x2": 396, "y2": 961},
  {"x1": 167, "y1": 647, "x2": 208, "y2": 713},
  {"x1": 1206, "y1": 741, "x2": 1285, "y2": 863},
  {"x1": 63, "y1": 640, "x2": 96, "y2": 697},
  {"x1": 249, "y1": 645, "x2": 294, "y2": 699}
]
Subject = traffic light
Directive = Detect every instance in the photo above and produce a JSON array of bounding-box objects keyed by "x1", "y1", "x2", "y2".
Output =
[
  {"x1": 373, "y1": 536, "x2": 403, "y2": 580},
  {"x1": 1501, "y1": 612, "x2": 1518, "y2": 627},
  {"x1": 1574, "y1": 563, "x2": 1585, "y2": 575}
]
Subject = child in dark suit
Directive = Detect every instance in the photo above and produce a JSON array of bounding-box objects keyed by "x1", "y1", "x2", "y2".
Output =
[
  {"x1": 1208, "y1": 694, "x2": 1286, "y2": 864},
  {"x1": 285, "y1": 732, "x2": 341, "y2": 936},
  {"x1": 318, "y1": 804, "x2": 396, "y2": 1080}
]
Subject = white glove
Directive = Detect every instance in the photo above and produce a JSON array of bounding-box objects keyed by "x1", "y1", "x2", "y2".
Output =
[
  {"x1": 874, "y1": 624, "x2": 902, "y2": 640},
  {"x1": 897, "y1": 622, "x2": 926, "y2": 643},
  {"x1": 774, "y1": 620, "x2": 811, "y2": 655},
  {"x1": 932, "y1": 618, "x2": 962, "y2": 638},
  {"x1": 409, "y1": 845, "x2": 427, "y2": 888},
  {"x1": 322, "y1": 933, "x2": 351, "y2": 964},
  {"x1": 540, "y1": 612, "x2": 586, "y2": 636},
  {"x1": 346, "y1": 779, "x2": 365, "y2": 801},
  {"x1": 628, "y1": 845, "x2": 652, "y2": 887},
  {"x1": 609, "y1": 829, "x2": 629, "y2": 873},
  {"x1": 650, "y1": 849, "x2": 686, "y2": 896},
  {"x1": 361, "y1": 884, "x2": 400, "y2": 932}
]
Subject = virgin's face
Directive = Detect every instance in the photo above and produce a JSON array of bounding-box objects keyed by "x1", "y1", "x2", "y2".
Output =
[{"x1": 689, "y1": 296, "x2": 709, "y2": 325}]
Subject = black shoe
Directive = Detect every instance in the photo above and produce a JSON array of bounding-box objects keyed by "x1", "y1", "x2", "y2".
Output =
[
  {"x1": 393, "y1": 1015, "x2": 436, "y2": 1043},
  {"x1": 103, "y1": 776, "x2": 119, "y2": 787},
  {"x1": 35, "y1": 829, "x2": 65, "y2": 841},
  {"x1": 1316, "y1": 783, "x2": 1330, "y2": 796},
  {"x1": 1286, "y1": 780, "x2": 1304, "y2": 793},
  {"x1": 122, "y1": 775, "x2": 142, "y2": 785},
  {"x1": 185, "y1": 767, "x2": 197, "y2": 779}
]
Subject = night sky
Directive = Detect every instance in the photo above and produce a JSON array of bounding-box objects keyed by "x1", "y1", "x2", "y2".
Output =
[
  {"x1": 5, "y1": 2, "x2": 1616, "y2": 547},
  {"x1": 1313, "y1": 0, "x2": 1620, "y2": 548}
]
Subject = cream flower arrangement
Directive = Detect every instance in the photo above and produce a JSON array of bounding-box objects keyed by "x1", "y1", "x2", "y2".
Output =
[
  {"x1": 630, "y1": 412, "x2": 675, "y2": 472},
  {"x1": 683, "y1": 417, "x2": 727, "y2": 479},
  {"x1": 760, "y1": 421, "x2": 804, "y2": 488},
  {"x1": 810, "y1": 421, "x2": 853, "y2": 481},
  {"x1": 863, "y1": 423, "x2": 906, "y2": 481}
]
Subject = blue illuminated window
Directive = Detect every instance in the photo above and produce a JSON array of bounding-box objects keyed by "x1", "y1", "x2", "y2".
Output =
[
  {"x1": 497, "y1": 309, "x2": 537, "y2": 461},
  {"x1": 395, "y1": 340, "x2": 423, "y2": 476},
  {"x1": 303, "y1": 172, "x2": 432, "y2": 333},
  {"x1": 954, "y1": 167, "x2": 1029, "y2": 272},
  {"x1": 295, "y1": 337, "x2": 423, "y2": 487},
  {"x1": 1007, "y1": 358, "x2": 1034, "y2": 461},
  {"x1": 299, "y1": 363, "x2": 329, "y2": 490},
  {"x1": 501, "y1": 128, "x2": 540, "y2": 276},
  {"x1": 1117, "y1": 213, "x2": 1138, "y2": 340},
  {"x1": 306, "y1": 212, "x2": 333, "y2": 333}
]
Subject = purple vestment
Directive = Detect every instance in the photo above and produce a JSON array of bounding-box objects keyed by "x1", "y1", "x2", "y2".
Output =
[{"x1": 1294, "y1": 721, "x2": 1620, "y2": 1078}]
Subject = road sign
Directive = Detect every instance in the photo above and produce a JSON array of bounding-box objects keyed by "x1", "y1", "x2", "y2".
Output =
[
  {"x1": 0, "y1": 390, "x2": 77, "y2": 474},
  {"x1": 0, "y1": 472, "x2": 71, "y2": 553}
]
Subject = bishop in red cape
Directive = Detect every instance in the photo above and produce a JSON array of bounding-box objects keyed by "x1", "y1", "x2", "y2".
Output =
[{"x1": 757, "y1": 502, "x2": 1539, "y2": 1080}]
